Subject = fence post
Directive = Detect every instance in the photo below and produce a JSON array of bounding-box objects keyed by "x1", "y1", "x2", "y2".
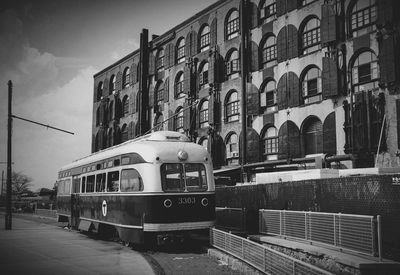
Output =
[
  {"x1": 259, "y1": 210, "x2": 262, "y2": 233},
  {"x1": 333, "y1": 214, "x2": 337, "y2": 246},
  {"x1": 377, "y1": 215, "x2": 382, "y2": 262},
  {"x1": 305, "y1": 212, "x2": 308, "y2": 240}
]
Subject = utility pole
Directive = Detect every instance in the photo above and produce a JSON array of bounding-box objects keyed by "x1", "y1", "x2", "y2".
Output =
[
  {"x1": 6, "y1": 80, "x2": 12, "y2": 230},
  {"x1": 5, "y1": 80, "x2": 74, "y2": 230}
]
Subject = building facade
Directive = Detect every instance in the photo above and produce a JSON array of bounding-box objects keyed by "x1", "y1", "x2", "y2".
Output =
[{"x1": 92, "y1": 0, "x2": 400, "y2": 181}]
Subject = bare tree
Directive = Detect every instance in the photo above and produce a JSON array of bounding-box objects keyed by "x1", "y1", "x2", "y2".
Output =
[{"x1": 12, "y1": 171, "x2": 32, "y2": 199}]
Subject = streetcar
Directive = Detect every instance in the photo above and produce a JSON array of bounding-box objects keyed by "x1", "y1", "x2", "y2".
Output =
[{"x1": 56, "y1": 131, "x2": 215, "y2": 245}]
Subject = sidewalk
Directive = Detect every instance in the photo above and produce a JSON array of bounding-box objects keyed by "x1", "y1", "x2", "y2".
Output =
[{"x1": 0, "y1": 214, "x2": 155, "y2": 275}]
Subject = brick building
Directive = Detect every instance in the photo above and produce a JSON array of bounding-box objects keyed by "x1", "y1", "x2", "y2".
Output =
[{"x1": 91, "y1": 0, "x2": 400, "y2": 181}]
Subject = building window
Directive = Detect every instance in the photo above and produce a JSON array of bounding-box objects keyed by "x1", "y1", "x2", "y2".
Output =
[
  {"x1": 225, "y1": 90, "x2": 239, "y2": 122},
  {"x1": 123, "y1": 67, "x2": 130, "y2": 88},
  {"x1": 302, "y1": 66, "x2": 322, "y2": 104},
  {"x1": 262, "y1": 126, "x2": 278, "y2": 160},
  {"x1": 261, "y1": 79, "x2": 277, "y2": 112},
  {"x1": 109, "y1": 75, "x2": 116, "y2": 95},
  {"x1": 175, "y1": 71, "x2": 185, "y2": 98},
  {"x1": 156, "y1": 48, "x2": 164, "y2": 72},
  {"x1": 176, "y1": 38, "x2": 185, "y2": 64},
  {"x1": 199, "y1": 62, "x2": 209, "y2": 89},
  {"x1": 260, "y1": 0, "x2": 276, "y2": 24},
  {"x1": 122, "y1": 95, "x2": 129, "y2": 116},
  {"x1": 121, "y1": 124, "x2": 128, "y2": 143},
  {"x1": 261, "y1": 35, "x2": 277, "y2": 68},
  {"x1": 155, "y1": 81, "x2": 164, "y2": 107},
  {"x1": 199, "y1": 25, "x2": 210, "y2": 52},
  {"x1": 175, "y1": 107, "x2": 184, "y2": 133},
  {"x1": 226, "y1": 49, "x2": 240, "y2": 79},
  {"x1": 154, "y1": 113, "x2": 164, "y2": 131},
  {"x1": 350, "y1": 0, "x2": 376, "y2": 37},
  {"x1": 301, "y1": 17, "x2": 320, "y2": 55},
  {"x1": 226, "y1": 132, "x2": 239, "y2": 165},
  {"x1": 97, "y1": 82, "x2": 103, "y2": 101},
  {"x1": 351, "y1": 50, "x2": 379, "y2": 93},
  {"x1": 303, "y1": 117, "x2": 323, "y2": 155},
  {"x1": 199, "y1": 100, "x2": 209, "y2": 128},
  {"x1": 226, "y1": 10, "x2": 239, "y2": 40}
]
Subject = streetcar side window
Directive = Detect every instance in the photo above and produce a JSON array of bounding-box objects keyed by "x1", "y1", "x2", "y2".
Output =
[
  {"x1": 120, "y1": 169, "x2": 143, "y2": 192},
  {"x1": 72, "y1": 176, "x2": 80, "y2": 193},
  {"x1": 95, "y1": 173, "x2": 106, "y2": 192},
  {"x1": 57, "y1": 180, "x2": 64, "y2": 195},
  {"x1": 107, "y1": 171, "x2": 119, "y2": 192},
  {"x1": 86, "y1": 175, "x2": 95, "y2": 192},
  {"x1": 81, "y1": 177, "x2": 86, "y2": 193},
  {"x1": 64, "y1": 179, "x2": 71, "y2": 194}
]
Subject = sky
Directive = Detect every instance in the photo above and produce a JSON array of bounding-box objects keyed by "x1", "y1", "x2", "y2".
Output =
[{"x1": 0, "y1": 0, "x2": 217, "y2": 192}]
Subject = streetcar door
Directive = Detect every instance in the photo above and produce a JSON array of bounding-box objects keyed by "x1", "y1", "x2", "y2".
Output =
[
  {"x1": 71, "y1": 193, "x2": 80, "y2": 229},
  {"x1": 70, "y1": 176, "x2": 81, "y2": 229}
]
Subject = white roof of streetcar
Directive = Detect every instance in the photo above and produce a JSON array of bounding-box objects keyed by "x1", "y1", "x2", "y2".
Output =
[{"x1": 60, "y1": 131, "x2": 210, "y2": 172}]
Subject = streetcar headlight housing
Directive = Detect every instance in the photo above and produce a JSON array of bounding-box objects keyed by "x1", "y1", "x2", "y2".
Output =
[
  {"x1": 201, "y1": 198, "x2": 209, "y2": 207},
  {"x1": 164, "y1": 199, "x2": 172, "y2": 208}
]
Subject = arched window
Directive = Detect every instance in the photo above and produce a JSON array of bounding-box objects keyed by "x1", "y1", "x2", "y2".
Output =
[
  {"x1": 123, "y1": 67, "x2": 130, "y2": 88},
  {"x1": 261, "y1": 35, "x2": 277, "y2": 68},
  {"x1": 351, "y1": 50, "x2": 379, "y2": 93},
  {"x1": 262, "y1": 126, "x2": 278, "y2": 160},
  {"x1": 349, "y1": 0, "x2": 376, "y2": 37},
  {"x1": 122, "y1": 95, "x2": 129, "y2": 116},
  {"x1": 260, "y1": 0, "x2": 276, "y2": 24},
  {"x1": 108, "y1": 100, "x2": 114, "y2": 121},
  {"x1": 109, "y1": 75, "x2": 116, "y2": 95},
  {"x1": 199, "y1": 100, "x2": 209, "y2": 128},
  {"x1": 176, "y1": 38, "x2": 185, "y2": 64},
  {"x1": 175, "y1": 107, "x2": 184, "y2": 133},
  {"x1": 226, "y1": 132, "x2": 239, "y2": 164},
  {"x1": 175, "y1": 71, "x2": 185, "y2": 98},
  {"x1": 225, "y1": 90, "x2": 239, "y2": 122},
  {"x1": 121, "y1": 124, "x2": 128, "y2": 143},
  {"x1": 226, "y1": 9, "x2": 239, "y2": 40},
  {"x1": 97, "y1": 82, "x2": 103, "y2": 101},
  {"x1": 226, "y1": 49, "x2": 240, "y2": 79},
  {"x1": 96, "y1": 106, "x2": 100, "y2": 126},
  {"x1": 303, "y1": 117, "x2": 323, "y2": 155},
  {"x1": 107, "y1": 128, "x2": 113, "y2": 147},
  {"x1": 155, "y1": 81, "x2": 164, "y2": 107},
  {"x1": 156, "y1": 48, "x2": 164, "y2": 72},
  {"x1": 301, "y1": 66, "x2": 322, "y2": 104},
  {"x1": 260, "y1": 79, "x2": 277, "y2": 112},
  {"x1": 300, "y1": 17, "x2": 320, "y2": 55},
  {"x1": 154, "y1": 113, "x2": 164, "y2": 131},
  {"x1": 199, "y1": 25, "x2": 210, "y2": 52},
  {"x1": 199, "y1": 62, "x2": 209, "y2": 89}
]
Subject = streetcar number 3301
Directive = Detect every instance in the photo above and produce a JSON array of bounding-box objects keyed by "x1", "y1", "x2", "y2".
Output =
[{"x1": 178, "y1": 197, "x2": 196, "y2": 204}]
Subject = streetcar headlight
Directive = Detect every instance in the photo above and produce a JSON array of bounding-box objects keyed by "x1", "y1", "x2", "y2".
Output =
[
  {"x1": 164, "y1": 199, "x2": 172, "y2": 208},
  {"x1": 201, "y1": 198, "x2": 209, "y2": 207}
]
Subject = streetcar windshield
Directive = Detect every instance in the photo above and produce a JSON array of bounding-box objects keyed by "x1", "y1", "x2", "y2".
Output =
[{"x1": 161, "y1": 163, "x2": 207, "y2": 192}]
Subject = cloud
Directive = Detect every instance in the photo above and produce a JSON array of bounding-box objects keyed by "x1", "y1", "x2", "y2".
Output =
[
  {"x1": 110, "y1": 38, "x2": 140, "y2": 61},
  {"x1": 0, "y1": 9, "x2": 97, "y2": 191}
]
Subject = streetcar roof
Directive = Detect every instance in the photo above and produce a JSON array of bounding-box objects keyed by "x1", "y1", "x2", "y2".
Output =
[{"x1": 60, "y1": 131, "x2": 209, "y2": 172}]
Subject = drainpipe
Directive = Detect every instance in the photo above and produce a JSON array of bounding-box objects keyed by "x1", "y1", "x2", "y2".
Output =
[{"x1": 240, "y1": 0, "x2": 249, "y2": 182}]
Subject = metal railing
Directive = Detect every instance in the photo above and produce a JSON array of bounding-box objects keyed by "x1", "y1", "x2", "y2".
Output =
[
  {"x1": 35, "y1": 209, "x2": 57, "y2": 218},
  {"x1": 210, "y1": 228, "x2": 333, "y2": 275},
  {"x1": 259, "y1": 210, "x2": 382, "y2": 258},
  {"x1": 215, "y1": 207, "x2": 246, "y2": 233}
]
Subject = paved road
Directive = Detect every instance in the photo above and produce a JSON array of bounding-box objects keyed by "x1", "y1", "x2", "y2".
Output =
[
  {"x1": 0, "y1": 213, "x2": 154, "y2": 275},
  {"x1": 0, "y1": 214, "x2": 240, "y2": 275}
]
